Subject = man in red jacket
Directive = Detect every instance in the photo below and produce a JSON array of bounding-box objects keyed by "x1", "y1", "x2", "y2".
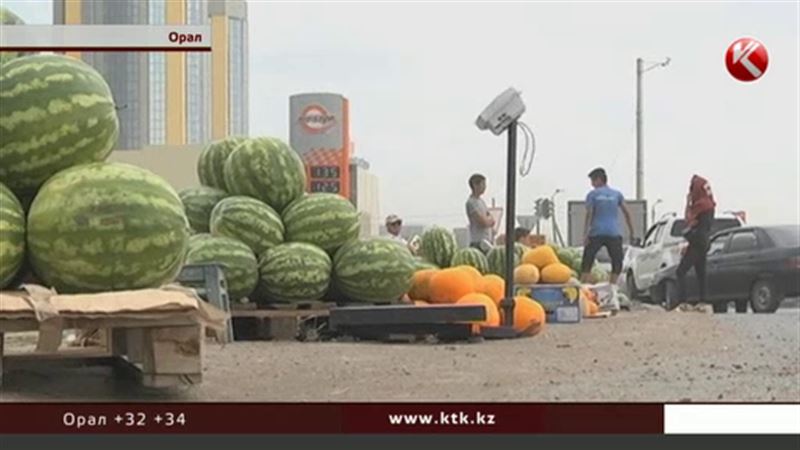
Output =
[{"x1": 667, "y1": 175, "x2": 716, "y2": 310}]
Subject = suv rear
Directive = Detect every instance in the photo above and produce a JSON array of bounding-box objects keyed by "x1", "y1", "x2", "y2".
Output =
[{"x1": 625, "y1": 212, "x2": 743, "y2": 299}]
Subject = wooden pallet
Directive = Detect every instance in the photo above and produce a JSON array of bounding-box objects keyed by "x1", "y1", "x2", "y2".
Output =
[
  {"x1": 231, "y1": 308, "x2": 330, "y2": 341},
  {"x1": 0, "y1": 323, "x2": 205, "y2": 389}
]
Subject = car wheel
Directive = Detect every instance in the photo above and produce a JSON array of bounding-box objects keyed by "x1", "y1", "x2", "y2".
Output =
[
  {"x1": 626, "y1": 271, "x2": 640, "y2": 300},
  {"x1": 734, "y1": 299, "x2": 748, "y2": 314},
  {"x1": 712, "y1": 302, "x2": 728, "y2": 313},
  {"x1": 750, "y1": 279, "x2": 782, "y2": 314}
]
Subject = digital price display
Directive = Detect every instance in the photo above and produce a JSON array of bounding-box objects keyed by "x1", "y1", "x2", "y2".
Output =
[
  {"x1": 310, "y1": 180, "x2": 341, "y2": 193},
  {"x1": 310, "y1": 166, "x2": 340, "y2": 179}
]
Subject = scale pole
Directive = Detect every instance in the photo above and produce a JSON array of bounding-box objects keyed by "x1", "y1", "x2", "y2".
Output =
[{"x1": 501, "y1": 121, "x2": 518, "y2": 327}]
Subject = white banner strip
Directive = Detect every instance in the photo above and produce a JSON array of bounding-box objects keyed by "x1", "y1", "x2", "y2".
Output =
[
  {"x1": 0, "y1": 25, "x2": 211, "y2": 50},
  {"x1": 664, "y1": 404, "x2": 800, "y2": 434}
]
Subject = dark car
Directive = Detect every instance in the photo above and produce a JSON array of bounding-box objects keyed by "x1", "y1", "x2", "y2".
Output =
[{"x1": 650, "y1": 225, "x2": 800, "y2": 313}]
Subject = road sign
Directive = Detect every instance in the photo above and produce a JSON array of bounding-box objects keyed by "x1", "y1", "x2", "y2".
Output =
[{"x1": 726, "y1": 37, "x2": 769, "y2": 82}]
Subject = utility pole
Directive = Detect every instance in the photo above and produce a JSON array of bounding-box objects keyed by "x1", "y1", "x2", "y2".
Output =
[{"x1": 635, "y1": 57, "x2": 670, "y2": 201}]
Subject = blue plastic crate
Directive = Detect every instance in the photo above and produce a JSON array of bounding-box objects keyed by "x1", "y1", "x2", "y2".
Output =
[{"x1": 516, "y1": 284, "x2": 581, "y2": 324}]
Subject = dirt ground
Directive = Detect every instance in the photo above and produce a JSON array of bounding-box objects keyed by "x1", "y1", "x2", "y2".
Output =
[{"x1": 1, "y1": 302, "x2": 798, "y2": 402}]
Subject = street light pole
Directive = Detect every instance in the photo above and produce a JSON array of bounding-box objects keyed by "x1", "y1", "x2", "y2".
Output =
[{"x1": 635, "y1": 57, "x2": 670, "y2": 201}]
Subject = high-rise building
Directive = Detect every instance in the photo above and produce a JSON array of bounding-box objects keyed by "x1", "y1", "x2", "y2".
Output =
[{"x1": 52, "y1": 0, "x2": 249, "y2": 150}]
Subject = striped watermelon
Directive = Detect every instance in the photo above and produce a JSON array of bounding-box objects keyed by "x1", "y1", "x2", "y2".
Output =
[
  {"x1": 0, "y1": 182, "x2": 25, "y2": 288},
  {"x1": 282, "y1": 193, "x2": 359, "y2": 253},
  {"x1": 333, "y1": 238, "x2": 415, "y2": 303},
  {"x1": 210, "y1": 195, "x2": 284, "y2": 256},
  {"x1": 258, "y1": 243, "x2": 331, "y2": 303},
  {"x1": 27, "y1": 162, "x2": 189, "y2": 293},
  {"x1": 197, "y1": 136, "x2": 244, "y2": 190},
  {"x1": 0, "y1": 7, "x2": 25, "y2": 66},
  {"x1": 0, "y1": 54, "x2": 119, "y2": 199},
  {"x1": 451, "y1": 247, "x2": 489, "y2": 274},
  {"x1": 185, "y1": 235, "x2": 258, "y2": 301},
  {"x1": 179, "y1": 186, "x2": 228, "y2": 233},
  {"x1": 223, "y1": 137, "x2": 306, "y2": 213},
  {"x1": 486, "y1": 244, "x2": 526, "y2": 277},
  {"x1": 419, "y1": 226, "x2": 457, "y2": 268}
]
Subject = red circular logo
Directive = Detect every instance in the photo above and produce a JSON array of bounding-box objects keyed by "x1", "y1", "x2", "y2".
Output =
[
  {"x1": 299, "y1": 104, "x2": 336, "y2": 134},
  {"x1": 725, "y1": 37, "x2": 769, "y2": 82}
]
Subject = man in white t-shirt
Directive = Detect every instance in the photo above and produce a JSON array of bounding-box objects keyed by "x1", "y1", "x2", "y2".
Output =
[{"x1": 385, "y1": 214, "x2": 407, "y2": 244}]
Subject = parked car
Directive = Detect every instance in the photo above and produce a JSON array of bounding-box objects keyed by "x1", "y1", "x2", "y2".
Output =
[
  {"x1": 625, "y1": 212, "x2": 744, "y2": 299},
  {"x1": 649, "y1": 225, "x2": 800, "y2": 313}
]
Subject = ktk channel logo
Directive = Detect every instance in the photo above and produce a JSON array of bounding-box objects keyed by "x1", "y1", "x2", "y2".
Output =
[{"x1": 725, "y1": 37, "x2": 769, "y2": 82}]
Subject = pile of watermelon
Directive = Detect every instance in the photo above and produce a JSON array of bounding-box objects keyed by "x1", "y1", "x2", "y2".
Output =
[
  {"x1": 1, "y1": 54, "x2": 193, "y2": 293},
  {"x1": 180, "y1": 136, "x2": 418, "y2": 304}
]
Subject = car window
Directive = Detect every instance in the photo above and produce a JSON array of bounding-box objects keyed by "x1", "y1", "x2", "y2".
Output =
[
  {"x1": 728, "y1": 231, "x2": 759, "y2": 253},
  {"x1": 644, "y1": 223, "x2": 663, "y2": 247},
  {"x1": 653, "y1": 224, "x2": 665, "y2": 244},
  {"x1": 707, "y1": 235, "x2": 727, "y2": 256},
  {"x1": 670, "y1": 218, "x2": 741, "y2": 237},
  {"x1": 766, "y1": 227, "x2": 800, "y2": 248}
]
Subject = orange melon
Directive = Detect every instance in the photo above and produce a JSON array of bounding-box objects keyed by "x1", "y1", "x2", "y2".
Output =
[
  {"x1": 514, "y1": 263, "x2": 540, "y2": 285},
  {"x1": 500, "y1": 296, "x2": 546, "y2": 336},
  {"x1": 456, "y1": 293, "x2": 500, "y2": 328},
  {"x1": 478, "y1": 274, "x2": 505, "y2": 305},
  {"x1": 429, "y1": 268, "x2": 476, "y2": 304},
  {"x1": 413, "y1": 300, "x2": 430, "y2": 306},
  {"x1": 540, "y1": 263, "x2": 572, "y2": 284},
  {"x1": 455, "y1": 265, "x2": 483, "y2": 287},
  {"x1": 408, "y1": 269, "x2": 438, "y2": 301},
  {"x1": 522, "y1": 245, "x2": 559, "y2": 269}
]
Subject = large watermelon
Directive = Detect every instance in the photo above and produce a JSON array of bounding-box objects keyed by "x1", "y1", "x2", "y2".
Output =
[
  {"x1": 179, "y1": 186, "x2": 228, "y2": 233},
  {"x1": 223, "y1": 137, "x2": 306, "y2": 213},
  {"x1": 197, "y1": 136, "x2": 244, "y2": 190},
  {"x1": 0, "y1": 182, "x2": 25, "y2": 288},
  {"x1": 0, "y1": 7, "x2": 25, "y2": 66},
  {"x1": 210, "y1": 195, "x2": 284, "y2": 256},
  {"x1": 333, "y1": 238, "x2": 415, "y2": 302},
  {"x1": 282, "y1": 193, "x2": 359, "y2": 253},
  {"x1": 419, "y1": 226, "x2": 457, "y2": 268},
  {"x1": 27, "y1": 162, "x2": 189, "y2": 293},
  {"x1": 0, "y1": 54, "x2": 119, "y2": 199},
  {"x1": 451, "y1": 247, "x2": 489, "y2": 274},
  {"x1": 486, "y1": 243, "x2": 525, "y2": 277},
  {"x1": 184, "y1": 235, "x2": 258, "y2": 301},
  {"x1": 258, "y1": 243, "x2": 331, "y2": 303}
]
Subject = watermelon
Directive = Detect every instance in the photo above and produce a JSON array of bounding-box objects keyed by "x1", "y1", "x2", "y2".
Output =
[
  {"x1": 210, "y1": 195, "x2": 284, "y2": 256},
  {"x1": 0, "y1": 7, "x2": 25, "y2": 66},
  {"x1": 333, "y1": 238, "x2": 415, "y2": 302},
  {"x1": 282, "y1": 193, "x2": 359, "y2": 253},
  {"x1": 413, "y1": 257, "x2": 439, "y2": 271},
  {"x1": 258, "y1": 243, "x2": 331, "y2": 303},
  {"x1": 223, "y1": 137, "x2": 306, "y2": 212},
  {"x1": 0, "y1": 54, "x2": 119, "y2": 199},
  {"x1": 184, "y1": 235, "x2": 258, "y2": 301},
  {"x1": 197, "y1": 136, "x2": 244, "y2": 190},
  {"x1": 450, "y1": 247, "x2": 489, "y2": 274},
  {"x1": 179, "y1": 186, "x2": 228, "y2": 233},
  {"x1": 486, "y1": 244, "x2": 525, "y2": 277},
  {"x1": 419, "y1": 226, "x2": 457, "y2": 268},
  {"x1": 27, "y1": 162, "x2": 189, "y2": 293},
  {"x1": 0, "y1": 182, "x2": 25, "y2": 288}
]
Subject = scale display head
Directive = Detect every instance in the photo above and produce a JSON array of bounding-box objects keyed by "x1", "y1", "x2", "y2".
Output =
[{"x1": 475, "y1": 88, "x2": 526, "y2": 135}]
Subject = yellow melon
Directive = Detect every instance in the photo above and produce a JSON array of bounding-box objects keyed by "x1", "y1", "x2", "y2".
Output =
[
  {"x1": 540, "y1": 263, "x2": 572, "y2": 284},
  {"x1": 456, "y1": 293, "x2": 500, "y2": 328},
  {"x1": 499, "y1": 296, "x2": 546, "y2": 336},
  {"x1": 478, "y1": 274, "x2": 505, "y2": 305},
  {"x1": 514, "y1": 263, "x2": 540, "y2": 285},
  {"x1": 455, "y1": 265, "x2": 483, "y2": 287},
  {"x1": 408, "y1": 269, "x2": 438, "y2": 301},
  {"x1": 429, "y1": 268, "x2": 477, "y2": 304},
  {"x1": 522, "y1": 245, "x2": 559, "y2": 269}
]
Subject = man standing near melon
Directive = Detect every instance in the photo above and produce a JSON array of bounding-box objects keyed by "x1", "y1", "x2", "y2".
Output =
[
  {"x1": 466, "y1": 174, "x2": 495, "y2": 253},
  {"x1": 581, "y1": 168, "x2": 635, "y2": 305}
]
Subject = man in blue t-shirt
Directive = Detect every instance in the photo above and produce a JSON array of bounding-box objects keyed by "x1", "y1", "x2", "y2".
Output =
[{"x1": 581, "y1": 168, "x2": 635, "y2": 287}]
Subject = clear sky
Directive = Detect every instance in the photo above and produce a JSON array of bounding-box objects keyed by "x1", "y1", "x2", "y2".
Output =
[{"x1": 5, "y1": 1, "x2": 799, "y2": 236}]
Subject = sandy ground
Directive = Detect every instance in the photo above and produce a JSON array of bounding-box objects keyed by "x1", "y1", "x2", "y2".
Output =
[{"x1": 1, "y1": 302, "x2": 798, "y2": 402}]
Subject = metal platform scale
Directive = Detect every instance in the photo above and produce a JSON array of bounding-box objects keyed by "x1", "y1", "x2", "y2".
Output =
[{"x1": 330, "y1": 88, "x2": 533, "y2": 341}]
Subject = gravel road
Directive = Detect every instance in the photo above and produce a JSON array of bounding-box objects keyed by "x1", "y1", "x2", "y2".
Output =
[{"x1": 2, "y1": 304, "x2": 798, "y2": 402}]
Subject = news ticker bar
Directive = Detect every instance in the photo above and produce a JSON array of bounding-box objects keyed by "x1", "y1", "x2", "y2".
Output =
[
  {"x1": 0, "y1": 403, "x2": 797, "y2": 434},
  {"x1": 0, "y1": 25, "x2": 211, "y2": 51}
]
